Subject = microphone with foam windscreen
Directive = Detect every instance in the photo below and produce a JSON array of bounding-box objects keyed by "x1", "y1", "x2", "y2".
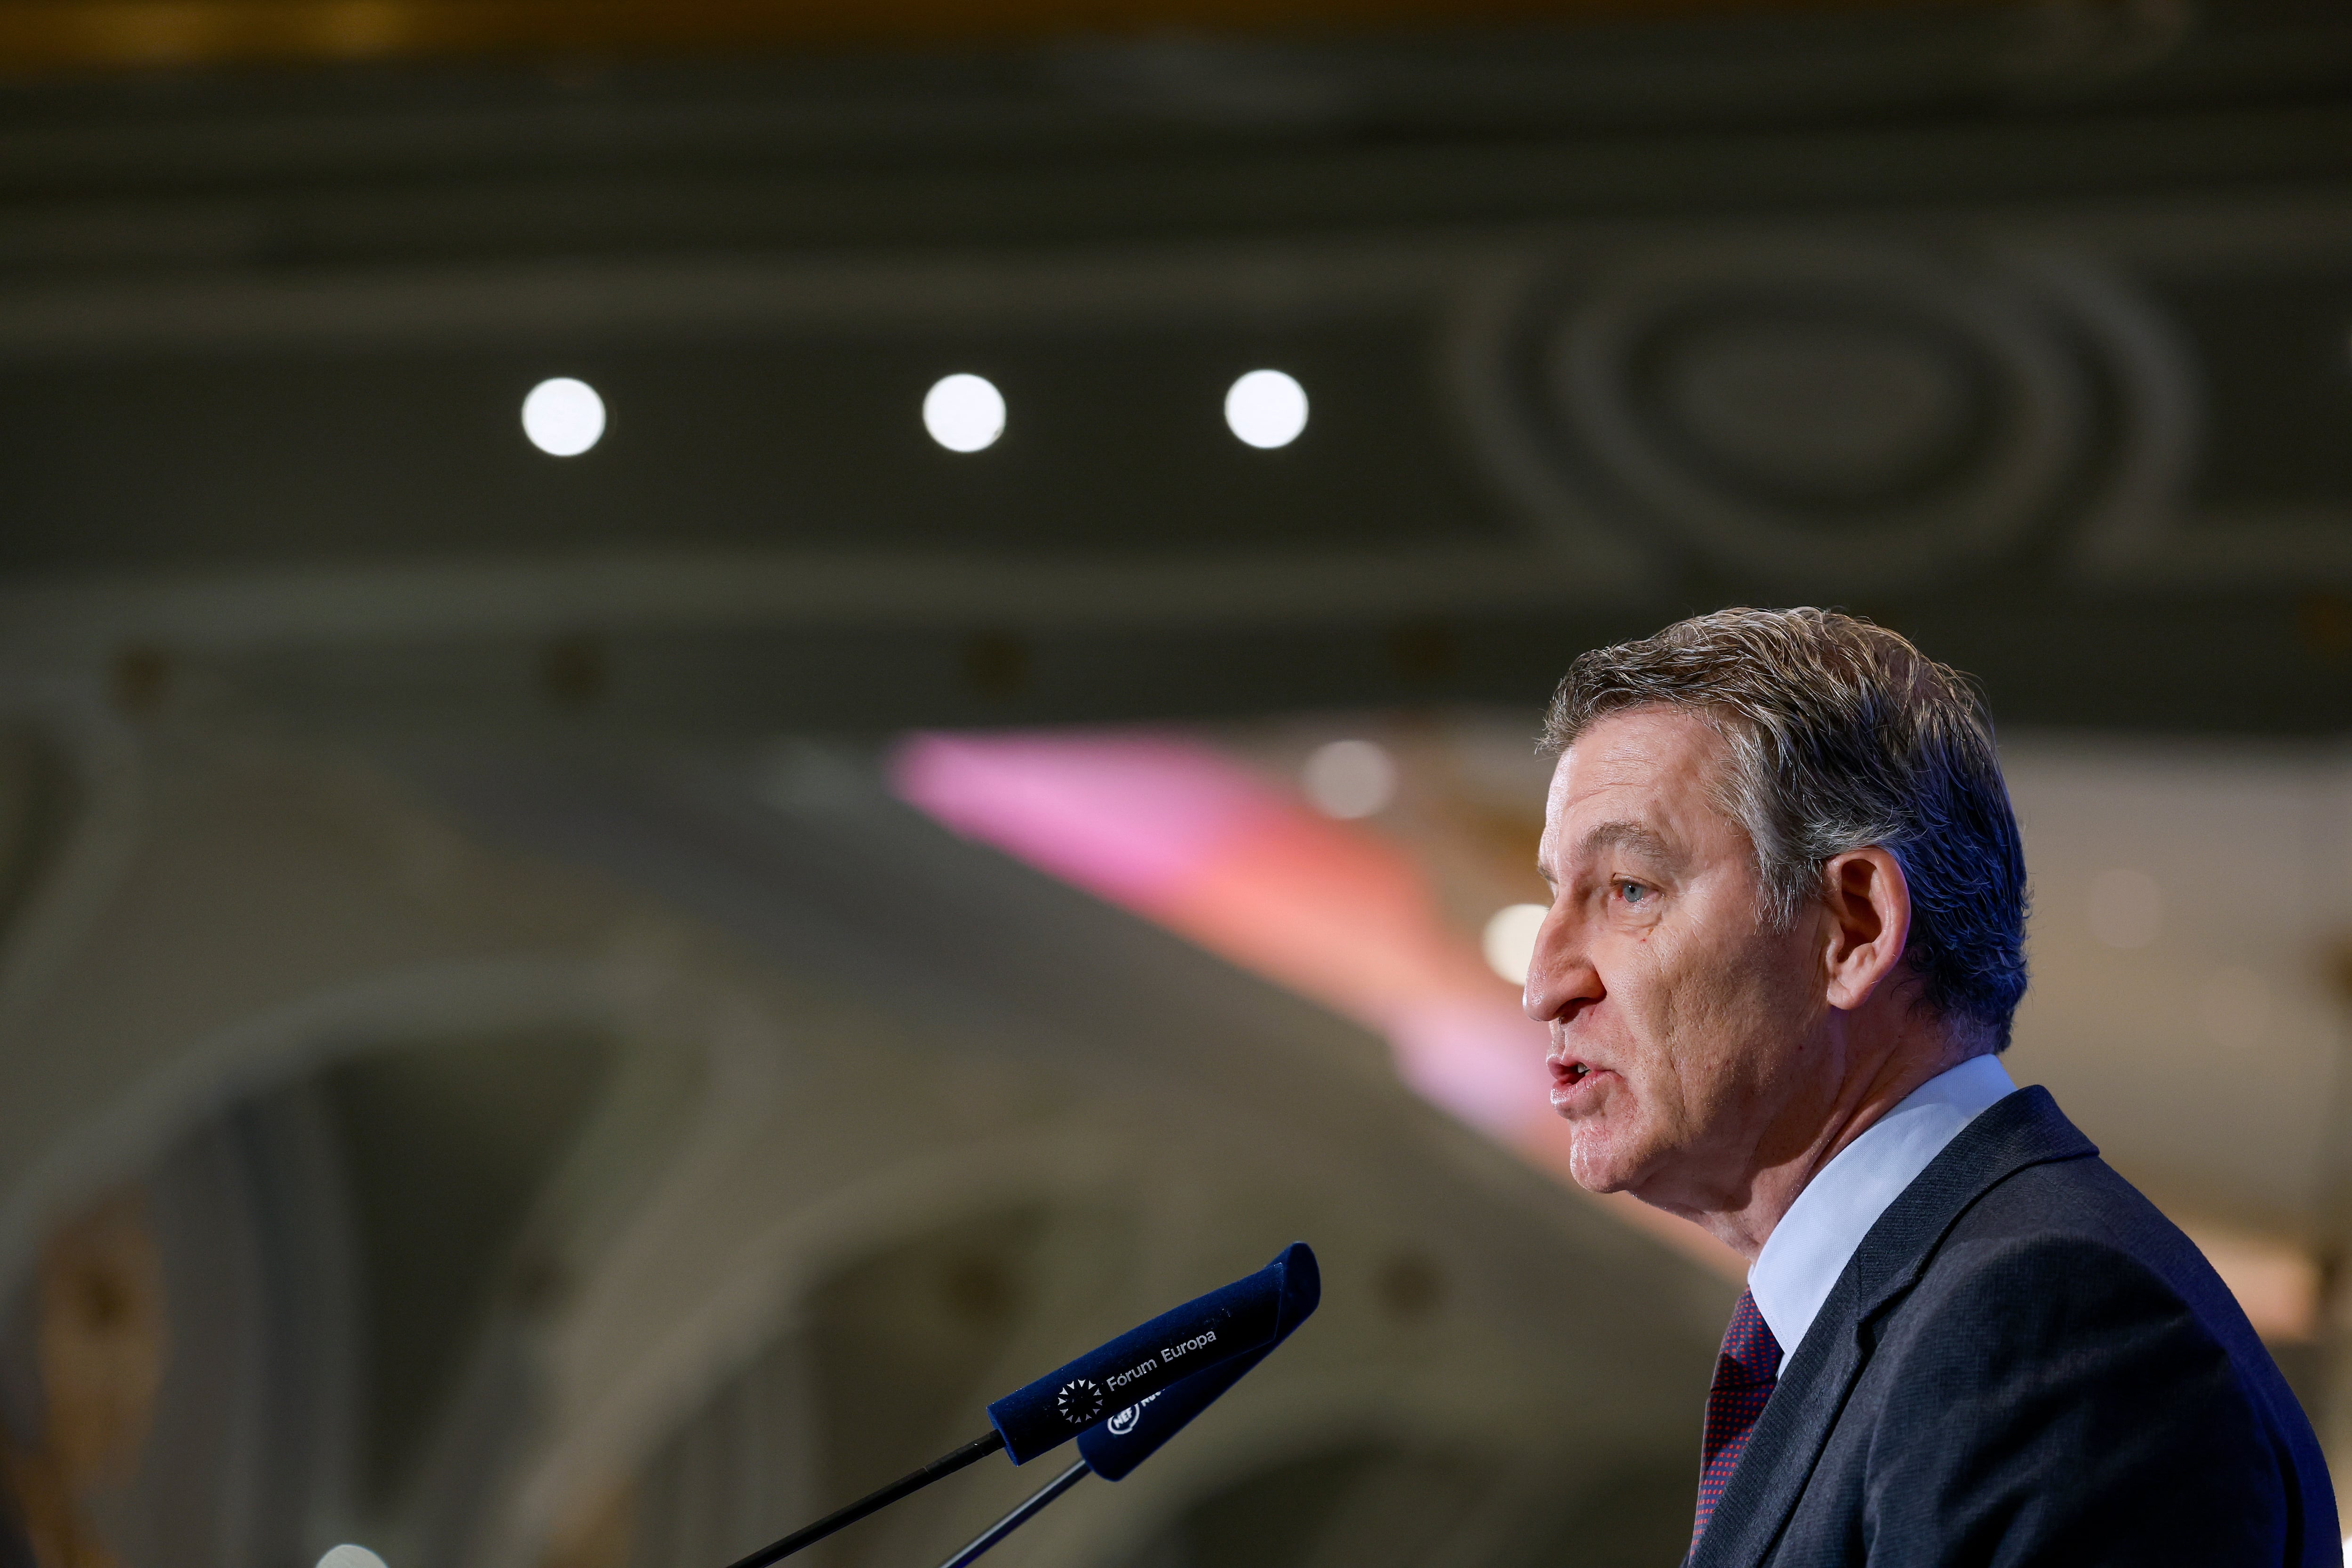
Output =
[
  {"x1": 1073, "y1": 1286, "x2": 1312, "y2": 1481},
  {"x1": 721, "y1": 1242, "x2": 1319, "y2": 1568},
  {"x1": 985, "y1": 1241, "x2": 1319, "y2": 1462},
  {"x1": 927, "y1": 1250, "x2": 1320, "y2": 1568}
]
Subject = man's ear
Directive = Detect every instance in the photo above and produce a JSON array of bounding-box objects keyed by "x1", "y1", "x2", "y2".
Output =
[{"x1": 1820, "y1": 846, "x2": 1912, "y2": 1012}]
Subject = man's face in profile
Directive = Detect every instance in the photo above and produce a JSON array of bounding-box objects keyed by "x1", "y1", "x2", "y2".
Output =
[{"x1": 1526, "y1": 707, "x2": 1827, "y2": 1214}]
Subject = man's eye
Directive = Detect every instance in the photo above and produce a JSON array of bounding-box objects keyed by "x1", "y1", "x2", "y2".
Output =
[{"x1": 1617, "y1": 881, "x2": 1649, "y2": 905}]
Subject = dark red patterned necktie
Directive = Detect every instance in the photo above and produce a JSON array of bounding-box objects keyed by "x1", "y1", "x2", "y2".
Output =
[{"x1": 1691, "y1": 1289, "x2": 1782, "y2": 1554}]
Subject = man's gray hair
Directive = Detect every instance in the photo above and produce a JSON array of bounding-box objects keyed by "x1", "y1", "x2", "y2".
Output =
[{"x1": 1542, "y1": 607, "x2": 2029, "y2": 1050}]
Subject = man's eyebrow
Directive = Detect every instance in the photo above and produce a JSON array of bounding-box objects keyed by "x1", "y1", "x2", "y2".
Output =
[{"x1": 1577, "y1": 819, "x2": 1680, "y2": 865}]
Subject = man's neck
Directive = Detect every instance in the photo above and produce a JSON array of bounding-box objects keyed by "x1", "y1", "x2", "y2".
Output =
[{"x1": 1698, "y1": 1030, "x2": 1985, "y2": 1262}]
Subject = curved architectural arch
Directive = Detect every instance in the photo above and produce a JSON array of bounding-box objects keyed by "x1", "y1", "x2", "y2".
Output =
[{"x1": 0, "y1": 710, "x2": 1728, "y2": 1568}]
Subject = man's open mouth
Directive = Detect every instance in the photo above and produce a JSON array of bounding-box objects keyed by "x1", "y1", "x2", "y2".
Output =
[{"x1": 1548, "y1": 1058, "x2": 1606, "y2": 1100}]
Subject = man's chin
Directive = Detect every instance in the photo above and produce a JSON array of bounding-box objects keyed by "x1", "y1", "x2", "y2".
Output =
[{"x1": 1562, "y1": 1134, "x2": 1645, "y2": 1195}]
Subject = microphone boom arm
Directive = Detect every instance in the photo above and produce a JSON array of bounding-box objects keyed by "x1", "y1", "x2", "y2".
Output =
[
  {"x1": 715, "y1": 1242, "x2": 1319, "y2": 1568},
  {"x1": 721, "y1": 1431, "x2": 1007, "y2": 1568},
  {"x1": 929, "y1": 1460, "x2": 1092, "y2": 1568}
]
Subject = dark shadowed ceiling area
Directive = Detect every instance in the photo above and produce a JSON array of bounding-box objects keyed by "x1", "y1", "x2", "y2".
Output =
[
  {"x1": 0, "y1": 1, "x2": 2346, "y2": 738},
  {"x1": 0, "y1": 0, "x2": 1953, "y2": 74}
]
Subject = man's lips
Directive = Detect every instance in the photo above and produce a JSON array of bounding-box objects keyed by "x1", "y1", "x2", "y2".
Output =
[{"x1": 1546, "y1": 1055, "x2": 1613, "y2": 1108}]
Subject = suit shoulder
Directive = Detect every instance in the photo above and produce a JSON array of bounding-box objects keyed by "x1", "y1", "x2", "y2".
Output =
[
  {"x1": 1935, "y1": 1153, "x2": 2241, "y2": 1328},
  {"x1": 1849, "y1": 1224, "x2": 2317, "y2": 1564},
  {"x1": 1906, "y1": 1153, "x2": 2301, "y2": 1429},
  {"x1": 1907, "y1": 1220, "x2": 2197, "y2": 1326}
]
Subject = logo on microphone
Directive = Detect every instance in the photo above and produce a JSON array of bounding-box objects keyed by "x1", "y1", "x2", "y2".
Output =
[
  {"x1": 1106, "y1": 1391, "x2": 1159, "y2": 1437},
  {"x1": 1055, "y1": 1377, "x2": 1104, "y2": 1425}
]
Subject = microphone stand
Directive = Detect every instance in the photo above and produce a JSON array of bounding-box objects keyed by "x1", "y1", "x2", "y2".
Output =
[
  {"x1": 718, "y1": 1242, "x2": 1315, "y2": 1568},
  {"x1": 724, "y1": 1432, "x2": 1007, "y2": 1568},
  {"x1": 930, "y1": 1460, "x2": 1092, "y2": 1568}
]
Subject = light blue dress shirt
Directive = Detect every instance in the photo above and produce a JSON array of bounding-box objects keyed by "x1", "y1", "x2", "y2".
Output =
[{"x1": 1747, "y1": 1053, "x2": 2020, "y2": 1360}]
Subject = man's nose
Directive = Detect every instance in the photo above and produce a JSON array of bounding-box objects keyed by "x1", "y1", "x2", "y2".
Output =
[{"x1": 1521, "y1": 904, "x2": 1601, "y2": 1024}]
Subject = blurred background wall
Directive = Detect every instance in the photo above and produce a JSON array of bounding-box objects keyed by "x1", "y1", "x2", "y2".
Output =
[{"x1": 0, "y1": 2, "x2": 2349, "y2": 1566}]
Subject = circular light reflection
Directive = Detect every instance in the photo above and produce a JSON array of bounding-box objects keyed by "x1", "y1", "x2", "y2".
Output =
[
  {"x1": 1300, "y1": 738, "x2": 1395, "y2": 819},
  {"x1": 924, "y1": 374, "x2": 1006, "y2": 452},
  {"x1": 1225, "y1": 369, "x2": 1309, "y2": 449},
  {"x1": 1483, "y1": 903, "x2": 1548, "y2": 986},
  {"x1": 2087, "y1": 868, "x2": 2162, "y2": 950},
  {"x1": 318, "y1": 1546, "x2": 389, "y2": 1568},
  {"x1": 521, "y1": 377, "x2": 606, "y2": 457}
]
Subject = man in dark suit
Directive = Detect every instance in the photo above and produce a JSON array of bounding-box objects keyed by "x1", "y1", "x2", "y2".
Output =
[{"x1": 1521, "y1": 608, "x2": 2337, "y2": 1565}]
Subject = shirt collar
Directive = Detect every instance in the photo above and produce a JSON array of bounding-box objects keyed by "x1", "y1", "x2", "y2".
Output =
[{"x1": 1747, "y1": 1053, "x2": 2019, "y2": 1359}]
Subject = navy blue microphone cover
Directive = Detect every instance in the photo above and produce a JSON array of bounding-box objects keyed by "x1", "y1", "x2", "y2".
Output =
[
  {"x1": 987, "y1": 1242, "x2": 1319, "y2": 1465},
  {"x1": 1076, "y1": 1250, "x2": 1318, "y2": 1481}
]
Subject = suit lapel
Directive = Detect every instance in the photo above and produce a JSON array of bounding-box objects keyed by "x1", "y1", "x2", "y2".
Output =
[{"x1": 1686, "y1": 1086, "x2": 2099, "y2": 1568}]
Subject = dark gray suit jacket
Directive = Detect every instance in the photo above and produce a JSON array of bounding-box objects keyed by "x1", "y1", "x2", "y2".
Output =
[{"x1": 1690, "y1": 1086, "x2": 2338, "y2": 1567}]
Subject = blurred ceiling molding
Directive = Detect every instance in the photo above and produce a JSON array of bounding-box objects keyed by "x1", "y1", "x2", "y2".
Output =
[
  {"x1": 0, "y1": 3, "x2": 2339, "y2": 737},
  {"x1": 0, "y1": 0, "x2": 1950, "y2": 74},
  {"x1": 0, "y1": 547, "x2": 1605, "y2": 663}
]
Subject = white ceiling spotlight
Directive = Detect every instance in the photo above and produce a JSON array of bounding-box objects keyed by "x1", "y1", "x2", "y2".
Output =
[
  {"x1": 1301, "y1": 739, "x2": 1396, "y2": 819},
  {"x1": 316, "y1": 1546, "x2": 389, "y2": 1568},
  {"x1": 521, "y1": 377, "x2": 606, "y2": 457},
  {"x1": 1224, "y1": 369, "x2": 1308, "y2": 449},
  {"x1": 924, "y1": 373, "x2": 1006, "y2": 453},
  {"x1": 1482, "y1": 903, "x2": 1548, "y2": 986}
]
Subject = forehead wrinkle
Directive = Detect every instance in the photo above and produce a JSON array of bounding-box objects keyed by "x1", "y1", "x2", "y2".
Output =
[{"x1": 1575, "y1": 818, "x2": 1682, "y2": 869}]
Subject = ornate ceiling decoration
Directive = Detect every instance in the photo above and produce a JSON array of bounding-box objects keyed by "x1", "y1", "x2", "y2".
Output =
[{"x1": 1451, "y1": 236, "x2": 2201, "y2": 595}]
